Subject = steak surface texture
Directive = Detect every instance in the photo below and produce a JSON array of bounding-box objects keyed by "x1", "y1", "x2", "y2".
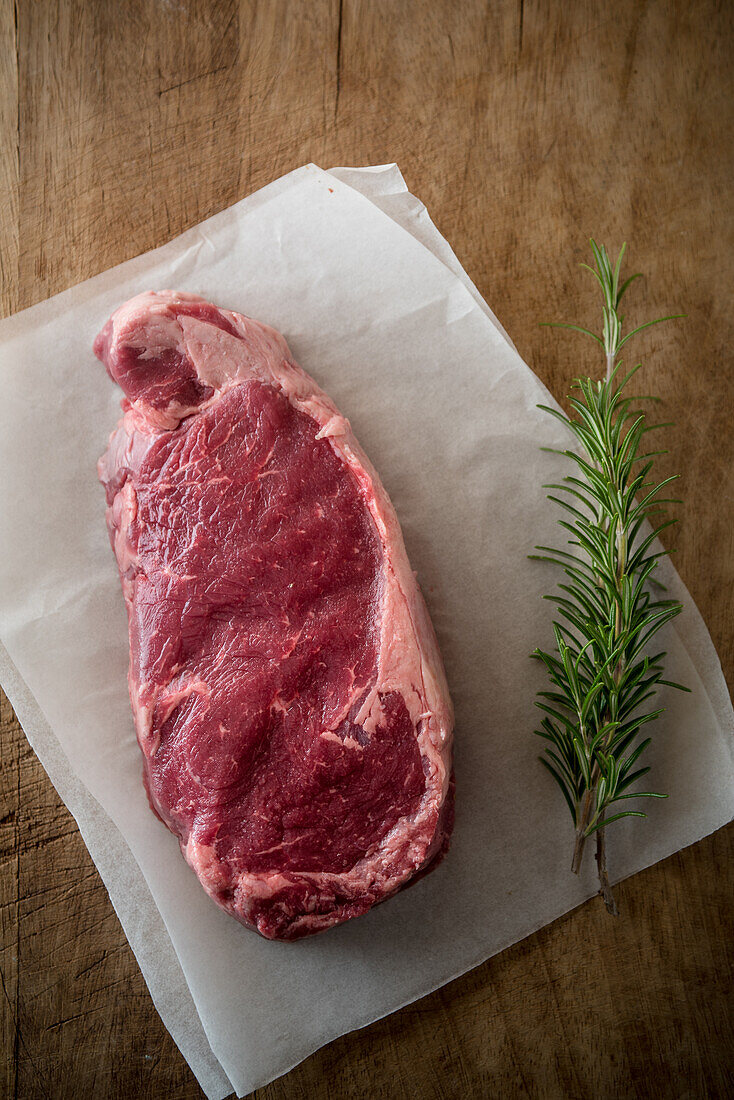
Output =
[{"x1": 96, "y1": 291, "x2": 454, "y2": 940}]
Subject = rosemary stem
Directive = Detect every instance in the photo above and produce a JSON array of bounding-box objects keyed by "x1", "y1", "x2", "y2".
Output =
[
  {"x1": 595, "y1": 819, "x2": 619, "y2": 915},
  {"x1": 571, "y1": 813, "x2": 589, "y2": 873},
  {"x1": 579, "y1": 352, "x2": 626, "y2": 905},
  {"x1": 592, "y1": 405, "x2": 628, "y2": 909},
  {"x1": 572, "y1": 756, "x2": 603, "y2": 874},
  {"x1": 573, "y1": 352, "x2": 625, "y2": 901}
]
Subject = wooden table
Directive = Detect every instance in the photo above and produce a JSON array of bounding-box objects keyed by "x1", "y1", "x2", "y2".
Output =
[{"x1": 2, "y1": 2, "x2": 732, "y2": 1096}]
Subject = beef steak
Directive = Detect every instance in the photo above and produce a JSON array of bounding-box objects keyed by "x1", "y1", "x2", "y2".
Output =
[{"x1": 96, "y1": 290, "x2": 454, "y2": 940}]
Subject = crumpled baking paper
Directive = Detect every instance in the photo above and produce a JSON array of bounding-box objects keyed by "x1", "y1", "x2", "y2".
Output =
[{"x1": 0, "y1": 164, "x2": 732, "y2": 1099}]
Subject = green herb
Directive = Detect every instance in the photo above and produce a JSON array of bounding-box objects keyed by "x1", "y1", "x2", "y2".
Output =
[{"x1": 532, "y1": 241, "x2": 687, "y2": 914}]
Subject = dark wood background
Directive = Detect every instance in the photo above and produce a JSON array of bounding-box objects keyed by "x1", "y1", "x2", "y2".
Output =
[{"x1": 1, "y1": 1, "x2": 732, "y2": 1097}]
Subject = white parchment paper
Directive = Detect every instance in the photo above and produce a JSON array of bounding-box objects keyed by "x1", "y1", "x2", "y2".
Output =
[{"x1": 1, "y1": 165, "x2": 732, "y2": 1099}]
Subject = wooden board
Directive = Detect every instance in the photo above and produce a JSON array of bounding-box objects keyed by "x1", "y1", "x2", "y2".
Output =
[{"x1": 1, "y1": 1, "x2": 733, "y2": 1096}]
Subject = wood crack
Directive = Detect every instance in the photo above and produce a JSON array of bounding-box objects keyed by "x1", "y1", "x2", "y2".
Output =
[
  {"x1": 44, "y1": 1010, "x2": 88, "y2": 1033},
  {"x1": 159, "y1": 64, "x2": 229, "y2": 97},
  {"x1": 334, "y1": 0, "x2": 344, "y2": 122}
]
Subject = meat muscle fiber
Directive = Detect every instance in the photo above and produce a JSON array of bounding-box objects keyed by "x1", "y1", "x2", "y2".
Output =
[{"x1": 96, "y1": 291, "x2": 454, "y2": 940}]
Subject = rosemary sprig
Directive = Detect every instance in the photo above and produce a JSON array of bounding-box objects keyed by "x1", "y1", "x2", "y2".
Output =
[{"x1": 532, "y1": 241, "x2": 688, "y2": 914}]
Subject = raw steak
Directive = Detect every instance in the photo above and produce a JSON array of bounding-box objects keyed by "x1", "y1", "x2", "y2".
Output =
[{"x1": 96, "y1": 290, "x2": 454, "y2": 940}]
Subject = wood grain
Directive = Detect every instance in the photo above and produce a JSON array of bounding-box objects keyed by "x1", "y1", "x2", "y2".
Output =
[{"x1": 1, "y1": 1, "x2": 733, "y2": 1097}]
